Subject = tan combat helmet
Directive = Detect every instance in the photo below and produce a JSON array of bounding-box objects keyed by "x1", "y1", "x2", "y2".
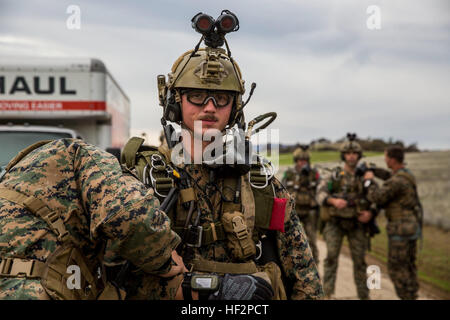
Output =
[
  {"x1": 340, "y1": 133, "x2": 363, "y2": 160},
  {"x1": 157, "y1": 10, "x2": 255, "y2": 132},
  {"x1": 293, "y1": 144, "x2": 311, "y2": 162}
]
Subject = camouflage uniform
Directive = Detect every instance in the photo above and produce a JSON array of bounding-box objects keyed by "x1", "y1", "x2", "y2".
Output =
[
  {"x1": 316, "y1": 168, "x2": 374, "y2": 299},
  {"x1": 282, "y1": 166, "x2": 320, "y2": 264},
  {"x1": 0, "y1": 139, "x2": 180, "y2": 300},
  {"x1": 111, "y1": 14, "x2": 323, "y2": 299},
  {"x1": 113, "y1": 157, "x2": 323, "y2": 300},
  {"x1": 366, "y1": 167, "x2": 421, "y2": 300}
]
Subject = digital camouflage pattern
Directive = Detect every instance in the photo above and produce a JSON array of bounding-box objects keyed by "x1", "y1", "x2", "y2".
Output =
[
  {"x1": 366, "y1": 168, "x2": 419, "y2": 223},
  {"x1": 387, "y1": 239, "x2": 419, "y2": 300},
  {"x1": 316, "y1": 168, "x2": 371, "y2": 299},
  {"x1": 322, "y1": 219, "x2": 368, "y2": 299},
  {"x1": 0, "y1": 139, "x2": 180, "y2": 299},
  {"x1": 112, "y1": 162, "x2": 323, "y2": 300},
  {"x1": 366, "y1": 167, "x2": 420, "y2": 300},
  {"x1": 282, "y1": 167, "x2": 320, "y2": 263}
]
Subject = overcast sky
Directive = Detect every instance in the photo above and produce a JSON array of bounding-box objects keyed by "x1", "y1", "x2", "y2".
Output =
[{"x1": 1, "y1": 0, "x2": 449, "y2": 149}]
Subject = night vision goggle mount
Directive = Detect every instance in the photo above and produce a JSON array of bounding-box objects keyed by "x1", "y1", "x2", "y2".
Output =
[
  {"x1": 347, "y1": 132, "x2": 357, "y2": 142},
  {"x1": 191, "y1": 10, "x2": 239, "y2": 49},
  {"x1": 159, "y1": 10, "x2": 277, "y2": 164},
  {"x1": 300, "y1": 144, "x2": 309, "y2": 151}
]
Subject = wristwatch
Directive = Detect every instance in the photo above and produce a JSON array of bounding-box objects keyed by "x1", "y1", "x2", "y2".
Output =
[{"x1": 182, "y1": 273, "x2": 221, "y2": 300}]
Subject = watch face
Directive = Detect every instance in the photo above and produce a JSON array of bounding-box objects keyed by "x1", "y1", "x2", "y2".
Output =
[
  {"x1": 194, "y1": 277, "x2": 212, "y2": 289},
  {"x1": 364, "y1": 180, "x2": 372, "y2": 188},
  {"x1": 191, "y1": 275, "x2": 220, "y2": 291}
]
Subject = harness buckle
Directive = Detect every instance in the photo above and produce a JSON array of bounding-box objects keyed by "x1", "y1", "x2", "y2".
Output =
[
  {"x1": 0, "y1": 258, "x2": 40, "y2": 278},
  {"x1": 231, "y1": 216, "x2": 247, "y2": 240}
]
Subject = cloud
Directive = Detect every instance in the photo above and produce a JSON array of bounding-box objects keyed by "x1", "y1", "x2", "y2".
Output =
[{"x1": 0, "y1": 0, "x2": 449, "y2": 150}]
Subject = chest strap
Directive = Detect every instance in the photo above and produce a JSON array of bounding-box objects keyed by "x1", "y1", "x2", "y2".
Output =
[
  {"x1": 191, "y1": 255, "x2": 258, "y2": 274},
  {"x1": 0, "y1": 188, "x2": 69, "y2": 242}
]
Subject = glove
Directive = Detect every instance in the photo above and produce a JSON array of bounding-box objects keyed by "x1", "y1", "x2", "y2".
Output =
[{"x1": 209, "y1": 274, "x2": 274, "y2": 300}]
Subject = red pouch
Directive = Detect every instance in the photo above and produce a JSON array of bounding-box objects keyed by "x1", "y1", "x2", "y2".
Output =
[{"x1": 269, "y1": 198, "x2": 287, "y2": 232}]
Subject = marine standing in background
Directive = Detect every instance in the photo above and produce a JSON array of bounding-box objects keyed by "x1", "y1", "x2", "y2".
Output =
[
  {"x1": 282, "y1": 145, "x2": 320, "y2": 263},
  {"x1": 363, "y1": 146, "x2": 422, "y2": 300},
  {"x1": 316, "y1": 133, "x2": 377, "y2": 300}
]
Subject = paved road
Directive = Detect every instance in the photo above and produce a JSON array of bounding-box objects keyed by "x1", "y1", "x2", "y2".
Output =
[{"x1": 315, "y1": 239, "x2": 434, "y2": 300}]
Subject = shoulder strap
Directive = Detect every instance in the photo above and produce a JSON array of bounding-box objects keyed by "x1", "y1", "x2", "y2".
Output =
[
  {"x1": 121, "y1": 137, "x2": 145, "y2": 169},
  {"x1": 396, "y1": 170, "x2": 417, "y2": 188},
  {"x1": 0, "y1": 188, "x2": 69, "y2": 242}
]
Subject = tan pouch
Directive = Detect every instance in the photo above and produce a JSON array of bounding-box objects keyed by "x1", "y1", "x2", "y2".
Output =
[
  {"x1": 387, "y1": 217, "x2": 419, "y2": 238},
  {"x1": 221, "y1": 211, "x2": 256, "y2": 261},
  {"x1": 296, "y1": 193, "x2": 311, "y2": 207},
  {"x1": 398, "y1": 216, "x2": 419, "y2": 237},
  {"x1": 40, "y1": 244, "x2": 102, "y2": 300},
  {"x1": 256, "y1": 261, "x2": 287, "y2": 300},
  {"x1": 329, "y1": 207, "x2": 356, "y2": 219},
  {"x1": 320, "y1": 206, "x2": 331, "y2": 222}
]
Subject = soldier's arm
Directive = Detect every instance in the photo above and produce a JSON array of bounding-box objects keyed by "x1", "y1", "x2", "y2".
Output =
[
  {"x1": 277, "y1": 207, "x2": 323, "y2": 299},
  {"x1": 74, "y1": 142, "x2": 181, "y2": 275},
  {"x1": 366, "y1": 177, "x2": 401, "y2": 207},
  {"x1": 273, "y1": 180, "x2": 323, "y2": 300}
]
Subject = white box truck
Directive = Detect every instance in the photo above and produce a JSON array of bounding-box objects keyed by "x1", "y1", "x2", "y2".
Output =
[{"x1": 0, "y1": 57, "x2": 130, "y2": 167}]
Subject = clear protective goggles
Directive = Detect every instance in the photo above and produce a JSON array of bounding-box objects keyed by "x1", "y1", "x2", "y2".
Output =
[{"x1": 182, "y1": 89, "x2": 235, "y2": 108}]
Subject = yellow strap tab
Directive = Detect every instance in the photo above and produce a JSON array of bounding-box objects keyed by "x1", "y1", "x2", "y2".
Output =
[
  {"x1": 180, "y1": 188, "x2": 196, "y2": 203},
  {"x1": 210, "y1": 223, "x2": 218, "y2": 242}
]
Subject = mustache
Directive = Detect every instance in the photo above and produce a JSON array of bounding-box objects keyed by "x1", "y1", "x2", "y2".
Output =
[{"x1": 198, "y1": 115, "x2": 218, "y2": 121}]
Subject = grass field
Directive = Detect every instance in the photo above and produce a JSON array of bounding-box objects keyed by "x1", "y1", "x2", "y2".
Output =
[
  {"x1": 277, "y1": 150, "x2": 450, "y2": 295},
  {"x1": 369, "y1": 215, "x2": 450, "y2": 294}
]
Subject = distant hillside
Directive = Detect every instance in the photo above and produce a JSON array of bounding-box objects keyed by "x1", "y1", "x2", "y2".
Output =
[{"x1": 273, "y1": 136, "x2": 420, "y2": 153}]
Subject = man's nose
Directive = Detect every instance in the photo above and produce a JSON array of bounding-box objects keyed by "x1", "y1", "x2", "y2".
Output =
[{"x1": 202, "y1": 98, "x2": 217, "y2": 112}]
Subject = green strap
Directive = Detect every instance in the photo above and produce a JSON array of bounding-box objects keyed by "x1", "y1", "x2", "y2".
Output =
[
  {"x1": 120, "y1": 137, "x2": 145, "y2": 169},
  {"x1": 221, "y1": 175, "x2": 241, "y2": 213},
  {"x1": 173, "y1": 221, "x2": 227, "y2": 246}
]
